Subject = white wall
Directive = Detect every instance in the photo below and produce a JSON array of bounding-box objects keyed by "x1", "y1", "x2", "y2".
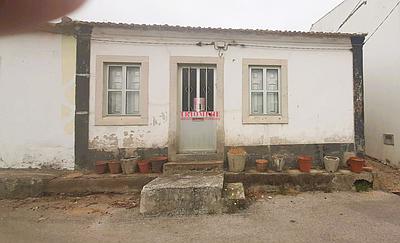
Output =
[
  {"x1": 223, "y1": 47, "x2": 354, "y2": 146},
  {"x1": 0, "y1": 33, "x2": 75, "y2": 169},
  {"x1": 312, "y1": 0, "x2": 400, "y2": 167},
  {"x1": 89, "y1": 28, "x2": 355, "y2": 151}
]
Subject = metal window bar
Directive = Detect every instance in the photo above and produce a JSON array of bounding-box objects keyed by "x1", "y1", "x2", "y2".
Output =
[{"x1": 181, "y1": 66, "x2": 216, "y2": 112}]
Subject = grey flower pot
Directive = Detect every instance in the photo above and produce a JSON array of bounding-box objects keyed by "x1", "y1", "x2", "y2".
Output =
[
  {"x1": 324, "y1": 156, "x2": 340, "y2": 173},
  {"x1": 227, "y1": 152, "x2": 247, "y2": 172}
]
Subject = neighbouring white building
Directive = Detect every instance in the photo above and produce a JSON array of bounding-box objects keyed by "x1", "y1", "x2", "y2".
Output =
[
  {"x1": 0, "y1": 19, "x2": 365, "y2": 170},
  {"x1": 311, "y1": 0, "x2": 400, "y2": 168},
  {"x1": 0, "y1": 31, "x2": 76, "y2": 169}
]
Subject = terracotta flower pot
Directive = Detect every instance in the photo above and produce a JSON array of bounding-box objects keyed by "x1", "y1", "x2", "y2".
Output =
[
  {"x1": 138, "y1": 160, "x2": 151, "y2": 173},
  {"x1": 150, "y1": 156, "x2": 168, "y2": 173},
  {"x1": 363, "y1": 166, "x2": 373, "y2": 172},
  {"x1": 256, "y1": 159, "x2": 268, "y2": 172},
  {"x1": 343, "y1": 152, "x2": 356, "y2": 168},
  {"x1": 298, "y1": 155, "x2": 312, "y2": 173},
  {"x1": 108, "y1": 161, "x2": 122, "y2": 174},
  {"x1": 348, "y1": 157, "x2": 365, "y2": 173},
  {"x1": 95, "y1": 161, "x2": 108, "y2": 174}
]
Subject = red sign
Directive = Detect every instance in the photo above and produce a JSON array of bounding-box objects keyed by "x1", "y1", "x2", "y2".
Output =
[{"x1": 181, "y1": 111, "x2": 220, "y2": 120}]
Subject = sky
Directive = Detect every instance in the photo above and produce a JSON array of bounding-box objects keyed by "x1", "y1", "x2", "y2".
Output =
[{"x1": 69, "y1": 0, "x2": 344, "y2": 31}]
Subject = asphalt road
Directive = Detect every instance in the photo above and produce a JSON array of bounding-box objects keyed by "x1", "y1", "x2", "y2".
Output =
[{"x1": 1, "y1": 191, "x2": 399, "y2": 243}]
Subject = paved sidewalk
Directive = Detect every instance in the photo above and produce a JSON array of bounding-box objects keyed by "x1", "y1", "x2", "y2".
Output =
[{"x1": 1, "y1": 191, "x2": 399, "y2": 243}]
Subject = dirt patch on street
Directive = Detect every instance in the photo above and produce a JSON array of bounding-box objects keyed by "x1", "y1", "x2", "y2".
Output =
[
  {"x1": 0, "y1": 193, "x2": 140, "y2": 217},
  {"x1": 366, "y1": 158, "x2": 400, "y2": 192}
]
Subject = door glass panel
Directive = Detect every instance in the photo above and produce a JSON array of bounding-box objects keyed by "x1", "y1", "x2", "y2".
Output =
[
  {"x1": 267, "y1": 92, "x2": 279, "y2": 114},
  {"x1": 251, "y1": 92, "x2": 263, "y2": 114},
  {"x1": 189, "y1": 68, "x2": 197, "y2": 111},
  {"x1": 126, "y1": 91, "x2": 140, "y2": 115},
  {"x1": 108, "y1": 66, "x2": 122, "y2": 89},
  {"x1": 108, "y1": 91, "x2": 122, "y2": 114},
  {"x1": 206, "y1": 68, "x2": 214, "y2": 111},
  {"x1": 182, "y1": 67, "x2": 215, "y2": 112},
  {"x1": 251, "y1": 68, "x2": 263, "y2": 90},
  {"x1": 200, "y1": 68, "x2": 206, "y2": 99},
  {"x1": 266, "y1": 69, "x2": 278, "y2": 91},
  {"x1": 126, "y1": 66, "x2": 140, "y2": 90},
  {"x1": 182, "y1": 68, "x2": 189, "y2": 111}
]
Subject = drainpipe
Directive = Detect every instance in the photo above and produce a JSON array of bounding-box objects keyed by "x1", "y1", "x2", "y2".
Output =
[
  {"x1": 74, "y1": 24, "x2": 93, "y2": 170},
  {"x1": 351, "y1": 36, "x2": 365, "y2": 157}
]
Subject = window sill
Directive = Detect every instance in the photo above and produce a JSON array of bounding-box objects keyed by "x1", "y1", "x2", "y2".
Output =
[
  {"x1": 95, "y1": 116, "x2": 148, "y2": 126},
  {"x1": 243, "y1": 115, "x2": 288, "y2": 124}
]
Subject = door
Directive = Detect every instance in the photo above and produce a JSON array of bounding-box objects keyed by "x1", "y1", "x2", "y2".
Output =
[{"x1": 178, "y1": 66, "x2": 217, "y2": 153}]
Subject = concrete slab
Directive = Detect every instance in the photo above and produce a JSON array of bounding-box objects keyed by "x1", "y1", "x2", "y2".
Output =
[
  {"x1": 225, "y1": 171, "x2": 375, "y2": 192},
  {"x1": 0, "y1": 169, "x2": 60, "y2": 199},
  {"x1": 0, "y1": 169, "x2": 159, "y2": 199},
  {"x1": 225, "y1": 183, "x2": 245, "y2": 200},
  {"x1": 140, "y1": 173, "x2": 224, "y2": 215},
  {"x1": 45, "y1": 173, "x2": 158, "y2": 195}
]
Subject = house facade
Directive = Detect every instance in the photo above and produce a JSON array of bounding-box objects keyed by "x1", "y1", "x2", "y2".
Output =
[
  {"x1": 311, "y1": 0, "x2": 400, "y2": 168},
  {"x1": 0, "y1": 19, "x2": 365, "y2": 170}
]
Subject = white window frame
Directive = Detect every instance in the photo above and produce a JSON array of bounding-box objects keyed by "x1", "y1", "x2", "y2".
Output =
[
  {"x1": 106, "y1": 64, "x2": 141, "y2": 116},
  {"x1": 242, "y1": 59, "x2": 288, "y2": 124},
  {"x1": 249, "y1": 66, "x2": 281, "y2": 115},
  {"x1": 95, "y1": 56, "x2": 149, "y2": 126}
]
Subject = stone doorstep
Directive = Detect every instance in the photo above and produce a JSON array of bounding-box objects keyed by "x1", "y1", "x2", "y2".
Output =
[
  {"x1": 174, "y1": 153, "x2": 223, "y2": 162},
  {"x1": 140, "y1": 173, "x2": 224, "y2": 216},
  {"x1": 163, "y1": 161, "x2": 224, "y2": 175}
]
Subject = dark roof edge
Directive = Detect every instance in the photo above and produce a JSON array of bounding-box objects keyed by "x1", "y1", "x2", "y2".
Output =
[{"x1": 47, "y1": 19, "x2": 367, "y2": 39}]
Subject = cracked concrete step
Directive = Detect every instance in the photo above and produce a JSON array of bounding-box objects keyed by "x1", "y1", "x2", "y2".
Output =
[
  {"x1": 163, "y1": 161, "x2": 224, "y2": 175},
  {"x1": 174, "y1": 153, "x2": 223, "y2": 162},
  {"x1": 225, "y1": 183, "x2": 246, "y2": 201},
  {"x1": 140, "y1": 173, "x2": 224, "y2": 215}
]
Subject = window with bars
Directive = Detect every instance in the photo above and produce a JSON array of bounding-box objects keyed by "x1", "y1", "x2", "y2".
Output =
[
  {"x1": 106, "y1": 64, "x2": 140, "y2": 116},
  {"x1": 250, "y1": 66, "x2": 281, "y2": 115},
  {"x1": 181, "y1": 67, "x2": 214, "y2": 112}
]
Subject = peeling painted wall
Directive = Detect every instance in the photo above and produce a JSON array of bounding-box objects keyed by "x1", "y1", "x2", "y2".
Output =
[
  {"x1": 0, "y1": 33, "x2": 76, "y2": 169},
  {"x1": 312, "y1": 0, "x2": 400, "y2": 167},
  {"x1": 89, "y1": 28, "x2": 354, "y2": 153}
]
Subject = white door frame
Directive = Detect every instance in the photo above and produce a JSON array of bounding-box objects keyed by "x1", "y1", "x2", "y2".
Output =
[
  {"x1": 178, "y1": 65, "x2": 217, "y2": 153},
  {"x1": 168, "y1": 56, "x2": 225, "y2": 161}
]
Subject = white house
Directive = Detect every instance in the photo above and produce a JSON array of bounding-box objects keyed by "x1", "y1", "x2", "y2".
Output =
[
  {"x1": 0, "y1": 30, "x2": 76, "y2": 169},
  {"x1": 311, "y1": 0, "x2": 400, "y2": 168},
  {"x1": 0, "y1": 19, "x2": 365, "y2": 170}
]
